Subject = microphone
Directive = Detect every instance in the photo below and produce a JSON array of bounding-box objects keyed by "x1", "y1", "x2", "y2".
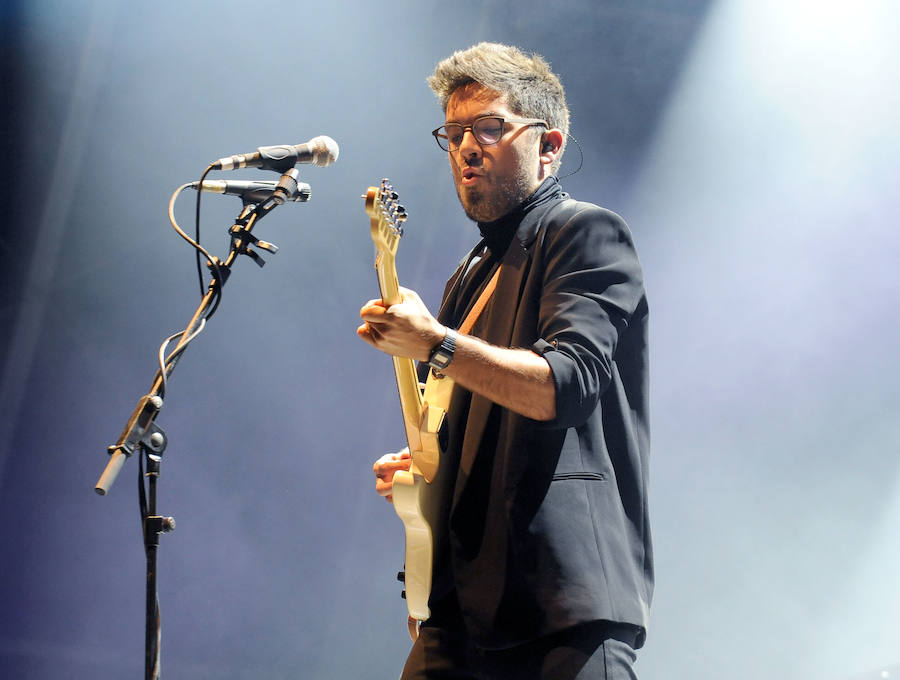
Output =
[
  {"x1": 212, "y1": 135, "x2": 339, "y2": 172},
  {"x1": 189, "y1": 176, "x2": 311, "y2": 203}
]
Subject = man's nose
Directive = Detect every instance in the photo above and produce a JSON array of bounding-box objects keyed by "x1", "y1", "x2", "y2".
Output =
[{"x1": 456, "y1": 128, "x2": 482, "y2": 159}]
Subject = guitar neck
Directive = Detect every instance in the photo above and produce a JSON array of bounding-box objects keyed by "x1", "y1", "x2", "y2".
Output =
[
  {"x1": 376, "y1": 251, "x2": 402, "y2": 306},
  {"x1": 376, "y1": 252, "x2": 425, "y2": 452}
]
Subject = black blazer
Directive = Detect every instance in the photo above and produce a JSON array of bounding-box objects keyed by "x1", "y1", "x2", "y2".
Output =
[{"x1": 433, "y1": 180, "x2": 652, "y2": 650}]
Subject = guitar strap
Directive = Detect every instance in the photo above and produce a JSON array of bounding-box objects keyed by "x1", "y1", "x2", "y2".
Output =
[
  {"x1": 424, "y1": 265, "x2": 502, "y2": 412},
  {"x1": 458, "y1": 264, "x2": 502, "y2": 335}
]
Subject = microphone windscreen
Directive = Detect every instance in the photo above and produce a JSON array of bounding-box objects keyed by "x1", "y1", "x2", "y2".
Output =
[{"x1": 309, "y1": 135, "x2": 340, "y2": 166}]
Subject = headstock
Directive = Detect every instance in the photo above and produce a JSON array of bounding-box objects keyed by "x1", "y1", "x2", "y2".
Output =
[{"x1": 365, "y1": 178, "x2": 407, "y2": 257}]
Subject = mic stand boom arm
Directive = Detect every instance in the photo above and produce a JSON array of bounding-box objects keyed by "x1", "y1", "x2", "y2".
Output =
[{"x1": 95, "y1": 197, "x2": 280, "y2": 494}]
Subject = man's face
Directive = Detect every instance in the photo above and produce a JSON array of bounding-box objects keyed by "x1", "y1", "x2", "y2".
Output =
[{"x1": 444, "y1": 84, "x2": 544, "y2": 223}]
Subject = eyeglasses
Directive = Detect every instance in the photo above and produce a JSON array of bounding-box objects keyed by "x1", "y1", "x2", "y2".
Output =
[{"x1": 432, "y1": 115, "x2": 548, "y2": 152}]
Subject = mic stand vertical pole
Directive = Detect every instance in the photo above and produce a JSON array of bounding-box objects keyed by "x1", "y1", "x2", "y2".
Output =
[
  {"x1": 140, "y1": 451, "x2": 167, "y2": 680},
  {"x1": 146, "y1": 447, "x2": 160, "y2": 680},
  {"x1": 130, "y1": 418, "x2": 171, "y2": 680}
]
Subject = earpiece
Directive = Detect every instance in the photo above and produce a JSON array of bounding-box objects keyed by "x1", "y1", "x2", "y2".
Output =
[{"x1": 541, "y1": 139, "x2": 554, "y2": 154}]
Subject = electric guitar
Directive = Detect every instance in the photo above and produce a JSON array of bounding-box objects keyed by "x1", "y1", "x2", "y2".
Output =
[{"x1": 364, "y1": 179, "x2": 454, "y2": 636}]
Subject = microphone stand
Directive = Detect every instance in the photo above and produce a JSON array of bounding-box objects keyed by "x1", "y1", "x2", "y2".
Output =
[{"x1": 95, "y1": 190, "x2": 289, "y2": 680}]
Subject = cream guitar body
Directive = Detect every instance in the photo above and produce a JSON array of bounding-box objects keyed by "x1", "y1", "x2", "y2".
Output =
[{"x1": 364, "y1": 180, "x2": 453, "y2": 630}]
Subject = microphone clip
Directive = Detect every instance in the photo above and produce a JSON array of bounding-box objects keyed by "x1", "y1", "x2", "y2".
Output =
[{"x1": 228, "y1": 221, "x2": 279, "y2": 268}]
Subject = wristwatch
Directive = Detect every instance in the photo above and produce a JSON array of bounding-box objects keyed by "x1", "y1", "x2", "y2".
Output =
[{"x1": 428, "y1": 328, "x2": 458, "y2": 371}]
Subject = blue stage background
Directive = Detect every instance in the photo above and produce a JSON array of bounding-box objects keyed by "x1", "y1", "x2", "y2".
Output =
[{"x1": 2, "y1": 2, "x2": 898, "y2": 678}]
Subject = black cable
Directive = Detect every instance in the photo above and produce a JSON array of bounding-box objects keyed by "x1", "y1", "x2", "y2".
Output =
[
  {"x1": 194, "y1": 165, "x2": 214, "y2": 296},
  {"x1": 191, "y1": 165, "x2": 226, "y2": 322},
  {"x1": 138, "y1": 452, "x2": 147, "y2": 534},
  {"x1": 558, "y1": 132, "x2": 584, "y2": 180}
]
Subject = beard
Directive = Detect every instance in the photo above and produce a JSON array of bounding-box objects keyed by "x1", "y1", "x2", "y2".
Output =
[{"x1": 455, "y1": 165, "x2": 536, "y2": 223}]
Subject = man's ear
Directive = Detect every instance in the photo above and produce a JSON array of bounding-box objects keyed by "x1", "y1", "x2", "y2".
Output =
[{"x1": 539, "y1": 129, "x2": 565, "y2": 166}]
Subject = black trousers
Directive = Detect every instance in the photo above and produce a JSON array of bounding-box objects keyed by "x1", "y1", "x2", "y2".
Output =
[{"x1": 400, "y1": 620, "x2": 640, "y2": 680}]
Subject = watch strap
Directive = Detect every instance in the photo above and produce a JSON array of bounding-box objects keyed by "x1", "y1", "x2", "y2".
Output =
[{"x1": 428, "y1": 328, "x2": 457, "y2": 370}]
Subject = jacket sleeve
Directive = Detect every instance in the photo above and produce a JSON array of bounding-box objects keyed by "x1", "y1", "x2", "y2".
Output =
[{"x1": 532, "y1": 203, "x2": 645, "y2": 429}]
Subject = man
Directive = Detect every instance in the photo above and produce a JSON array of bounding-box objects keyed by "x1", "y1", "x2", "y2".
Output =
[{"x1": 357, "y1": 42, "x2": 652, "y2": 679}]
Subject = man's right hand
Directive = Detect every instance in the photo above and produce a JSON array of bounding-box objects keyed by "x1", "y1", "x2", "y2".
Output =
[{"x1": 373, "y1": 448, "x2": 412, "y2": 503}]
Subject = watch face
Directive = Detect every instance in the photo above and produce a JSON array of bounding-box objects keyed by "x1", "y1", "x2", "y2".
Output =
[{"x1": 431, "y1": 351, "x2": 451, "y2": 368}]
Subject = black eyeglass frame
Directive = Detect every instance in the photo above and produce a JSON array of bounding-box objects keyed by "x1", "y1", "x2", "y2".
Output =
[{"x1": 431, "y1": 115, "x2": 549, "y2": 152}]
